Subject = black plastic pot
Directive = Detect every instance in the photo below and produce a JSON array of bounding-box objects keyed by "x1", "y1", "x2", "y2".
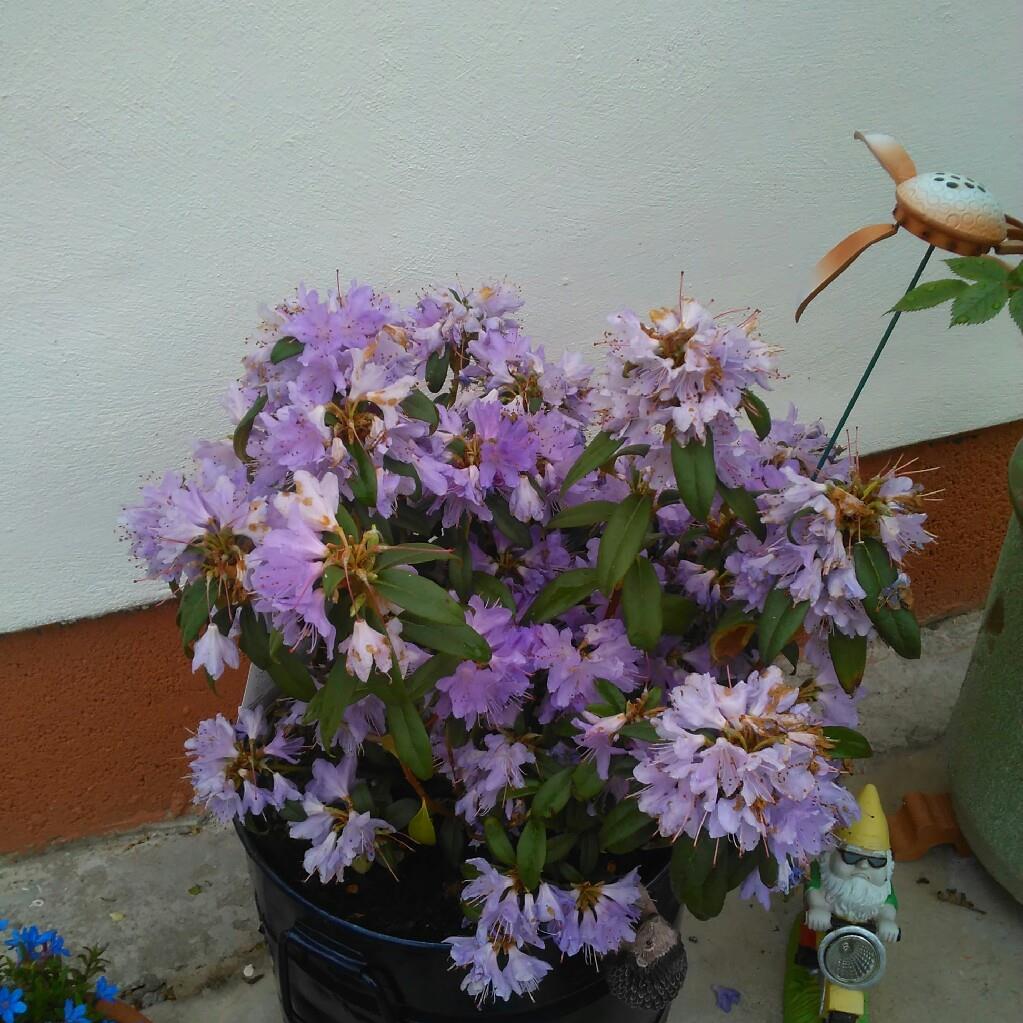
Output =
[{"x1": 236, "y1": 824, "x2": 679, "y2": 1022}]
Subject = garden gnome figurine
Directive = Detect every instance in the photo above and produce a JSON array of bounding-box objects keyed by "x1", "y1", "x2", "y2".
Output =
[{"x1": 803, "y1": 785, "x2": 900, "y2": 947}]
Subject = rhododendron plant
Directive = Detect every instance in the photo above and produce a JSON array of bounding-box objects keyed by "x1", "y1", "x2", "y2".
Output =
[{"x1": 123, "y1": 279, "x2": 930, "y2": 1004}]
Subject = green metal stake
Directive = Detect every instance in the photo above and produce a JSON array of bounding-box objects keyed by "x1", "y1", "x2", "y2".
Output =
[{"x1": 813, "y1": 244, "x2": 935, "y2": 479}]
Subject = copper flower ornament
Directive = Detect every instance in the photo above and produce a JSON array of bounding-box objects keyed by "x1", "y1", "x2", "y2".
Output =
[{"x1": 796, "y1": 131, "x2": 1023, "y2": 321}]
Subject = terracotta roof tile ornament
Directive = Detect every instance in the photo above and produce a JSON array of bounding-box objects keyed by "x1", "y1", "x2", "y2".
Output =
[{"x1": 796, "y1": 131, "x2": 1023, "y2": 322}]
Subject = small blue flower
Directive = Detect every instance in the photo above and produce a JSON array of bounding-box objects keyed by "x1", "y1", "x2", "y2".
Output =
[
  {"x1": 64, "y1": 999, "x2": 89, "y2": 1023},
  {"x1": 0, "y1": 986, "x2": 27, "y2": 1023},
  {"x1": 4, "y1": 925, "x2": 69, "y2": 960},
  {"x1": 0, "y1": 920, "x2": 8, "y2": 931},
  {"x1": 94, "y1": 976, "x2": 119, "y2": 1001}
]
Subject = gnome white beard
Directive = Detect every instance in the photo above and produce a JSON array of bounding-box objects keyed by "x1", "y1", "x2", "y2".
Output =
[{"x1": 819, "y1": 857, "x2": 891, "y2": 923}]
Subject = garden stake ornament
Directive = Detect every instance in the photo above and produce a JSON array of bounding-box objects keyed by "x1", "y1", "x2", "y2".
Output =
[{"x1": 796, "y1": 130, "x2": 1023, "y2": 477}]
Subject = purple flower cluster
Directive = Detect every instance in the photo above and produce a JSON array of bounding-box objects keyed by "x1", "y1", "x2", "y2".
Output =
[
  {"x1": 446, "y1": 859, "x2": 643, "y2": 1002},
  {"x1": 288, "y1": 758, "x2": 394, "y2": 883},
  {"x1": 635, "y1": 667, "x2": 858, "y2": 904},
  {"x1": 125, "y1": 280, "x2": 932, "y2": 1005},
  {"x1": 184, "y1": 706, "x2": 302, "y2": 823}
]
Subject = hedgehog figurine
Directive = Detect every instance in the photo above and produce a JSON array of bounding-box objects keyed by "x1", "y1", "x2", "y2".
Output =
[{"x1": 606, "y1": 888, "x2": 688, "y2": 1011}]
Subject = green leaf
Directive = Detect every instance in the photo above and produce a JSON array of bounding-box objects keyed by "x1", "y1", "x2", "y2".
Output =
[
  {"x1": 399, "y1": 620, "x2": 491, "y2": 662},
  {"x1": 597, "y1": 493, "x2": 654, "y2": 595},
  {"x1": 267, "y1": 628, "x2": 285, "y2": 663},
  {"x1": 400, "y1": 389, "x2": 440, "y2": 429},
  {"x1": 599, "y1": 800, "x2": 652, "y2": 851},
  {"x1": 178, "y1": 579, "x2": 213, "y2": 650},
  {"x1": 945, "y1": 256, "x2": 1009, "y2": 282},
  {"x1": 549, "y1": 501, "x2": 617, "y2": 529},
  {"x1": 521, "y1": 567, "x2": 598, "y2": 624},
  {"x1": 373, "y1": 568, "x2": 465, "y2": 626},
  {"x1": 758, "y1": 847, "x2": 780, "y2": 888},
  {"x1": 781, "y1": 641, "x2": 799, "y2": 673},
  {"x1": 876, "y1": 605, "x2": 921, "y2": 659},
  {"x1": 425, "y1": 347, "x2": 450, "y2": 393},
  {"x1": 949, "y1": 280, "x2": 1009, "y2": 326},
  {"x1": 483, "y1": 817, "x2": 517, "y2": 866},
  {"x1": 384, "y1": 798, "x2": 420, "y2": 830},
  {"x1": 890, "y1": 278, "x2": 968, "y2": 312},
  {"x1": 594, "y1": 678, "x2": 627, "y2": 712},
  {"x1": 439, "y1": 815, "x2": 465, "y2": 869},
  {"x1": 685, "y1": 863, "x2": 727, "y2": 921},
  {"x1": 471, "y1": 572, "x2": 516, "y2": 611},
  {"x1": 719, "y1": 482, "x2": 766, "y2": 540},
  {"x1": 757, "y1": 587, "x2": 810, "y2": 665},
  {"x1": 828, "y1": 631, "x2": 868, "y2": 694},
  {"x1": 387, "y1": 699, "x2": 434, "y2": 779},
  {"x1": 278, "y1": 800, "x2": 308, "y2": 824},
  {"x1": 1010, "y1": 436, "x2": 1023, "y2": 525},
  {"x1": 559, "y1": 431, "x2": 624, "y2": 495},
  {"x1": 669, "y1": 831, "x2": 714, "y2": 900},
  {"x1": 335, "y1": 505, "x2": 359, "y2": 540},
  {"x1": 238, "y1": 605, "x2": 271, "y2": 668},
  {"x1": 545, "y1": 833, "x2": 578, "y2": 864},
  {"x1": 740, "y1": 389, "x2": 771, "y2": 440},
  {"x1": 853, "y1": 537, "x2": 898, "y2": 598},
  {"x1": 572, "y1": 760, "x2": 604, "y2": 801},
  {"x1": 622, "y1": 556, "x2": 663, "y2": 651},
  {"x1": 347, "y1": 438, "x2": 378, "y2": 508},
  {"x1": 619, "y1": 720, "x2": 660, "y2": 742},
  {"x1": 486, "y1": 495, "x2": 534, "y2": 548},
  {"x1": 232, "y1": 392, "x2": 267, "y2": 462},
  {"x1": 531, "y1": 767, "x2": 574, "y2": 818},
  {"x1": 726, "y1": 847, "x2": 760, "y2": 891},
  {"x1": 516, "y1": 818, "x2": 547, "y2": 891},
  {"x1": 269, "y1": 336, "x2": 304, "y2": 363},
  {"x1": 670, "y1": 432, "x2": 717, "y2": 521},
  {"x1": 408, "y1": 800, "x2": 437, "y2": 846},
  {"x1": 302, "y1": 660, "x2": 359, "y2": 741},
  {"x1": 382, "y1": 456, "x2": 423, "y2": 502},
  {"x1": 853, "y1": 539, "x2": 921, "y2": 659},
  {"x1": 710, "y1": 605, "x2": 757, "y2": 663},
  {"x1": 446, "y1": 529, "x2": 473, "y2": 601},
  {"x1": 266, "y1": 648, "x2": 316, "y2": 701},
  {"x1": 661, "y1": 593, "x2": 698, "y2": 635},
  {"x1": 405, "y1": 652, "x2": 462, "y2": 700},
  {"x1": 823, "y1": 726, "x2": 873, "y2": 759},
  {"x1": 322, "y1": 564, "x2": 345, "y2": 601},
  {"x1": 1009, "y1": 290, "x2": 1023, "y2": 336},
  {"x1": 375, "y1": 543, "x2": 454, "y2": 570}
]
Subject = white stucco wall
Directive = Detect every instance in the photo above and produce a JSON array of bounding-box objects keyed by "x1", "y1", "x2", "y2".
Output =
[{"x1": 2, "y1": 1, "x2": 1021, "y2": 634}]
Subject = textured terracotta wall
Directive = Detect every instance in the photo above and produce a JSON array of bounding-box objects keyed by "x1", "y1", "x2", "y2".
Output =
[
  {"x1": 1, "y1": 420, "x2": 1018, "y2": 854},
  {"x1": 1, "y1": 603, "x2": 247, "y2": 854}
]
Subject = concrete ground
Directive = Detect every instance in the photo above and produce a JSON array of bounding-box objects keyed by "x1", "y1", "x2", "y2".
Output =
[
  {"x1": 143, "y1": 828, "x2": 1022, "y2": 1022},
  {"x1": 121, "y1": 743, "x2": 1023, "y2": 1021},
  {"x1": 3, "y1": 611, "x2": 1017, "y2": 1021}
]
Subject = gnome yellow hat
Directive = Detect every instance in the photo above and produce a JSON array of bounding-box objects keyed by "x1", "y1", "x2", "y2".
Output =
[{"x1": 836, "y1": 784, "x2": 890, "y2": 853}]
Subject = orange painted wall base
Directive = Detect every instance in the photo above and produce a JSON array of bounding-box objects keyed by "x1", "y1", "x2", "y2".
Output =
[
  {"x1": 2, "y1": 419, "x2": 1020, "y2": 855},
  {"x1": 2, "y1": 603, "x2": 247, "y2": 854}
]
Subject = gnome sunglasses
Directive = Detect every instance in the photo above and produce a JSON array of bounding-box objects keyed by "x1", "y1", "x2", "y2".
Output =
[{"x1": 839, "y1": 849, "x2": 889, "y2": 869}]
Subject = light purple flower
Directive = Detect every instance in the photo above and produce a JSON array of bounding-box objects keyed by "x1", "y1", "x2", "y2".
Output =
[{"x1": 185, "y1": 707, "x2": 303, "y2": 823}]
